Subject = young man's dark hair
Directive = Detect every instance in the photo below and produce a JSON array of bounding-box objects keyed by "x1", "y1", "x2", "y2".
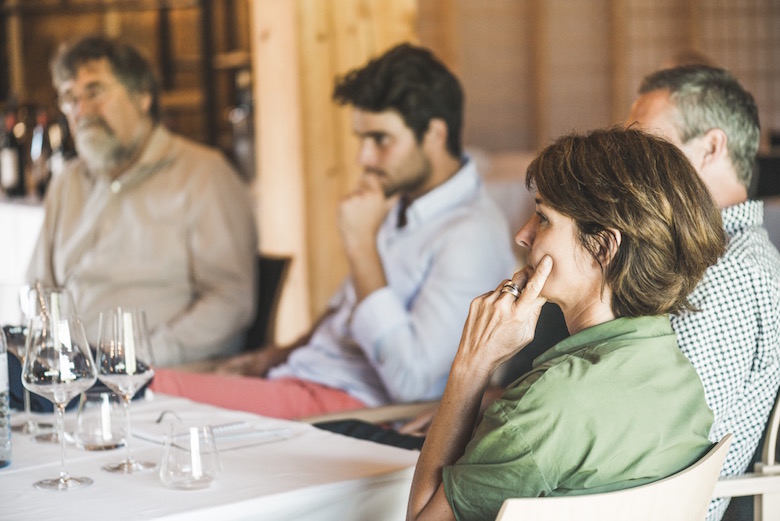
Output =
[{"x1": 333, "y1": 43, "x2": 464, "y2": 158}]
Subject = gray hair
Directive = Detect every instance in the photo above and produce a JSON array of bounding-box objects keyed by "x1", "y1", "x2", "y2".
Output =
[
  {"x1": 51, "y1": 35, "x2": 160, "y2": 122},
  {"x1": 639, "y1": 65, "x2": 760, "y2": 189}
]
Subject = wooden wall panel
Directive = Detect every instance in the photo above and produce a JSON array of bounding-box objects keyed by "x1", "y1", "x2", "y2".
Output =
[
  {"x1": 415, "y1": 0, "x2": 458, "y2": 73},
  {"x1": 297, "y1": 0, "x2": 347, "y2": 319},
  {"x1": 530, "y1": 0, "x2": 549, "y2": 150},
  {"x1": 369, "y1": 0, "x2": 418, "y2": 53},
  {"x1": 449, "y1": 0, "x2": 534, "y2": 152},
  {"x1": 251, "y1": 0, "x2": 311, "y2": 343},
  {"x1": 696, "y1": 0, "x2": 780, "y2": 140},
  {"x1": 609, "y1": 0, "x2": 629, "y2": 124},
  {"x1": 545, "y1": 0, "x2": 611, "y2": 138},
  {"x1": 6, "y1": 0, "x2": 25, "y2": 99}
]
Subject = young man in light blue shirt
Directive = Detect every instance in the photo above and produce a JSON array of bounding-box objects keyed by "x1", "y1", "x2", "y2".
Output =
[{"x1": 151, "y1": 44, "x2": 515, "y2": 418}]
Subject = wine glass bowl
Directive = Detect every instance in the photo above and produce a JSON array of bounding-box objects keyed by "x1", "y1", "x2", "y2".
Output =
[
  {"x1": 23, "y1": 316, "x2": 96, "y2": 404},
  {"x1": 96, "y1": 307, "x2": 156, "y2": 473},
  {"x1": 0, "y1": 282, "x2": 64, "y2": 436},
  {"x1": 21, "y1": 311, "x2": 97, "y2": 490}
]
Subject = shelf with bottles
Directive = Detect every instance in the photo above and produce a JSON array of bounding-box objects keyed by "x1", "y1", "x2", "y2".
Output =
[
  {"x1": 0, "y1": 103, "x2": 74, "y2": 202},
  {"x1": 226, "y1": 67, "x2": 254, "y2": 181}
]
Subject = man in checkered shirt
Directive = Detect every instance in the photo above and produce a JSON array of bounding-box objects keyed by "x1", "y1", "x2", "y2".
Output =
[{"x1": 629, "y1": 65, "x2": 780, "y2": 521}]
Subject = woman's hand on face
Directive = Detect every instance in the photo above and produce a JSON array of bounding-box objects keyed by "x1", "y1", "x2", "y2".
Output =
[{"x1": 454, "y1": 255, "x2": 553, "y2": 376}]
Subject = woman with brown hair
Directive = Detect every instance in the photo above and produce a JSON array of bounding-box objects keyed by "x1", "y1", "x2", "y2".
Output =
[{"x1": 407, "y1": 127, "x2": 727, "y2": 521}]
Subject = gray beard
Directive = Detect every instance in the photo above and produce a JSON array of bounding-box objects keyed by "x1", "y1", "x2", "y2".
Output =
[{"x1": 75, "y1": 123, "x2": 136, "y2": 176}]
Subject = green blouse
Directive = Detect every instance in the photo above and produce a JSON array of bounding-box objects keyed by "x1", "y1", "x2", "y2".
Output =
[{"x1": 442, "y1": 315, "x2": 713, "y2": 521}]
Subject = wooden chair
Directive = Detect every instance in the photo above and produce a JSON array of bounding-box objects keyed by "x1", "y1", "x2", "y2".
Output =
[
  {"x1": 242, "y1": 253, "x2": 291, "y2": 351},
  {"x1": 495, "y1": 434, "x2": 732, "y2": 521},
  {"x1": 712, "y1": 389, "x2": 780, "y2": 521}
]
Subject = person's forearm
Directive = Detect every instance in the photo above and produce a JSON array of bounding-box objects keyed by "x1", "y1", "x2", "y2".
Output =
[
  {"x1": 349, "y1": 266, "x2": 489, "y2": 404},
  {"x1": 338, "y1": 173, "x2": 395, "y2": 303},
  {"x1": 155, "y1": 288, "x2": 254, "y2": 365},
  {"x1": 346, "y1": 243, "x2": 387, "y2": 303},
  {"x1": 407, "y1": 361, "x2": 491, "y2": 521}
]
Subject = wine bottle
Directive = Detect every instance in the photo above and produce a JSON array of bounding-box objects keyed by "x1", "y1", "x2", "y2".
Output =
[
  {"x1": 0, "y1": 112, "x2": 25, "y2": 198},
  {"x1": 29, "y1": 108, "x2": 52, "y2": 198},
  {"x1": 48, "y1": 118, "x2": 66, "y2": 180}
]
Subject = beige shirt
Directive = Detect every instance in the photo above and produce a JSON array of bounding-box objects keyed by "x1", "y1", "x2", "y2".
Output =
[{"x1": 27, "y1": 126, "x2": 258, "y2": 366}]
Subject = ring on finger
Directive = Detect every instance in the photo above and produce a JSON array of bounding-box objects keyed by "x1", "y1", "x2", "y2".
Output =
[{"x1": 500, "y1": 282, "x2": 522, "y2": 298}]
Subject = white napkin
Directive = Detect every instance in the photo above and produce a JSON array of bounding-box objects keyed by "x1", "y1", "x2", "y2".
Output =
[{"x1": 133, "y1": 419, "x2": 293, "y2": 451}]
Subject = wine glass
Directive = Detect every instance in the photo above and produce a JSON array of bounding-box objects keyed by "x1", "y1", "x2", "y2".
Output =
[
  {"x1": 26, "y1": 286, "x2": 79, "y2": 443},
  {"x1": 0, "y1": 283, "x2": 56, "y2": 435},
  {"x1": 22, "y1": 307, "x2": 97, "y2": 490},
  {"x1": 96, "y1": 307, "x2": 156, "y2": 473},
  {"x1": 74, "y1": 389, "x2": 126, "y2": 451}
]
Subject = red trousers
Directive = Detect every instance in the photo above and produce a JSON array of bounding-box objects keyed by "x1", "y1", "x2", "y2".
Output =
[{"x1": 150, "y1": 368, "x2": 366, "y2": 420}]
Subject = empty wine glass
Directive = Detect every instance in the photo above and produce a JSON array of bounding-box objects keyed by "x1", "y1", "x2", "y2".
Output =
[
  {"x1": 74, "y1": 389, "x2": 126, "y2": 451},
  {"x1": 27, "y1": 285, "x2": 79, "y2": 443},
  {"x1": 22, "y1": 305, "x2": 97, "y2": 490},
  {"x1": 0, "y1": 283, "x2": 57, "y2": 436},
  {"x1": 96, "y1": 307, "x2": 156, "y2": 473},
  {"x1": 160, "y1": 425, "x2": 221, "y2": 489}
]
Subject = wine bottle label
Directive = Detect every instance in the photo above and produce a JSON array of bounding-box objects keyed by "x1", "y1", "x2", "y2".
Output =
[
  {"x1": 0, "y1": 148, "x2": 20, "y2": 188},
  {"x1": 0, "y1": 353, "x2": 7, "y2": 392}
]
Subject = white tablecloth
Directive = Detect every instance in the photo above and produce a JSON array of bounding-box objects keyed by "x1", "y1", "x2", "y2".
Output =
[{"x1": 0, "y1": 394, "x2": 419, "y2": 521}]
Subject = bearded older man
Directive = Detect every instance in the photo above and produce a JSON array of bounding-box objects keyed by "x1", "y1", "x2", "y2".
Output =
[{"x1": 26, "y1": 35, "x2": 257, "y2": 367}]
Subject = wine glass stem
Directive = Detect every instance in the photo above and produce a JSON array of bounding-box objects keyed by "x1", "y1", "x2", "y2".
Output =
[
  {"x1": 23, "y1": 388, "x2": 32, "y2": 416},
  {"x1": 23, "y1": 389, "x2": 35, "y2": 432},
  {"x1": 20, "y1": 354, "x2": 34, "y2": 427},
  {"x1": 55, "y1": 403, "x2": 69, "y2": 482},
  {"x1": 123, "y1": 396, "x2": 133, "y2": 463}
]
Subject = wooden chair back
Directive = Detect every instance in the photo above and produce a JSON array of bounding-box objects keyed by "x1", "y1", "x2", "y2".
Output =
[
  {"x1": 242, "y1": 254, "x2": 291, "y2": 351},
  {"x1": 496, "y1": 434, "x2": 732, "y2": 521}
]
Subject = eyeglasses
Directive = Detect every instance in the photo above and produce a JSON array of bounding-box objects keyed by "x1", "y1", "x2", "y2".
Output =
[{"x1": 57, "y1": 81, "x2": 120, "y2": 115}]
